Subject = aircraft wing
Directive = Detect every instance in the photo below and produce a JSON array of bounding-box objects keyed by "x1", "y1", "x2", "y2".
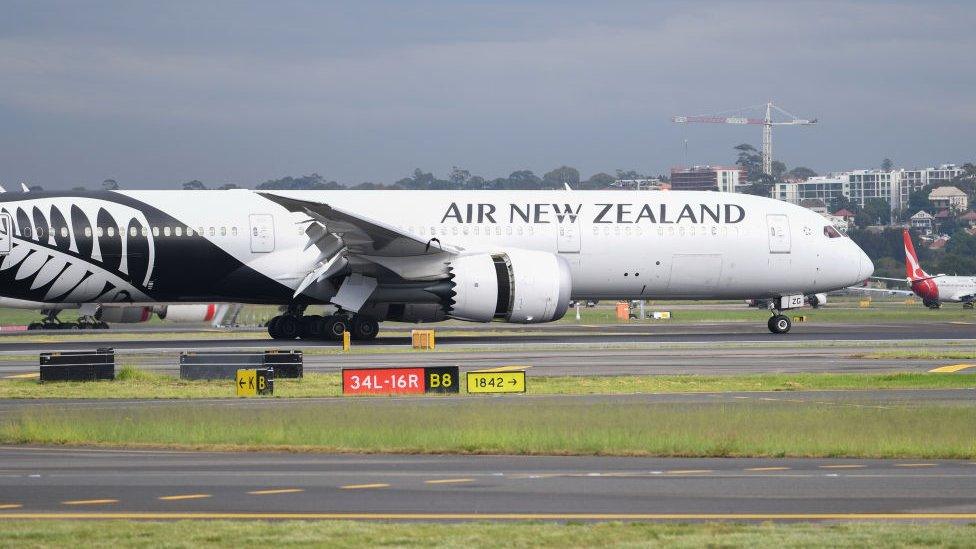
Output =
[
  {"x1": 871, "y1": 276, "x2": 908, "y2": 283},
  {"x1": 846, "y1": 286, "x2": 915, "y2": 297},
  {"x1": 258, "y1": 193, "x2": 460, "y2": 287}
]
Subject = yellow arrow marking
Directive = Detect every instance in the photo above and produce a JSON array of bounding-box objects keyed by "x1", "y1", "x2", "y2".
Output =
[
  {"x1": 425, "y1": 478, "x2": 475, "y2": 485},
  {"x1": 928, "y1": 364, "x2": 976, "y2": 373},
  {"x1": 158, "y1": 494, "x2": 211, "y2": 501},
  {"x1": 746, "y1": 467, "x2": 790, "y2": 472},
  {"x1": 340, "y1": 483, "x2": 389, "y2": 490},
  {"x1": 0, "y1": 504, "x2": 22, "y2": 510},
  {"x1": 3, "y1": 373, "x2": 39, "y2": 379},
  {"x1": 819, "y1": 465, "x2": 866, "y2": 469},
  {"x1": 666, "y1": 470, "x2": 713, "y2": 475},
  {"x1": 247, "y1": 489, "x2": 304, "y2": 495},
  {"x1": 894, "y1": 463, "x2": 937, "y2": 468}
]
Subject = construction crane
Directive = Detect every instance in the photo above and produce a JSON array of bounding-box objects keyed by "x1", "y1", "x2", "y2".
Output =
[{"x1": 672, "y1": 102, "x2": 816, "y2": 176}]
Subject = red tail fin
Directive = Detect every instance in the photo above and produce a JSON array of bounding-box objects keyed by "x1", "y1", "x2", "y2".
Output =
[{"x1": 903, "y1": 229, "x2": 928, "y2": 281}]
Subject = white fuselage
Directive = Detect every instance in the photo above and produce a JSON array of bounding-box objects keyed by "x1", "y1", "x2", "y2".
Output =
[{"x1": 0, "y1": 189, "x2": 874, "y2": 307}]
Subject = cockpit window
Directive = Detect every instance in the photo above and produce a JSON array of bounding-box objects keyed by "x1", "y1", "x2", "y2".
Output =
[{"x1": 823, "y1": 225, "x2": 842, "y2": 238}]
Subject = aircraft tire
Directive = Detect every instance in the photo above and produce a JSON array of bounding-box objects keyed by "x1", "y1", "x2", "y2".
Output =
[
  {"x1": 351, "y1": 316, "x2": 379, "y2": 341},
  {"x1": 767, "y1": 314, "x2": 791, "y2": 334},
  {"x1": 323, "y1": 315, "x2": 349, "y2": 341},
  {"x1": 267, "y1": 315, "x2": 282, "y2": 339},
  {"x1": 300, "y1": 315, "x2": 326, "y2": 339},
  {"x1": 275, "y1": 315, "x2": 300, "y2": 340}
]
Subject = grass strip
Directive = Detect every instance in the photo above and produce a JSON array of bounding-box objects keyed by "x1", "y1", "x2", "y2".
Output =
[
  {"x1": 1, "y1": 520, "x2": 976, "y2": 548},
  {"x1": 3, "y1": 399, "x2": 975, "y2": 458},
  {"x1": 1, "y1": 372, "x2": 975, "y2": 399}
]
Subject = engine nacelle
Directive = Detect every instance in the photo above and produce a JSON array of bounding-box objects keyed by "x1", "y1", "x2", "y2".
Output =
[
  {"x1": 96, "y1": 306, "x2": 153, "y2": 323},
  {"x1": 447, "y1": 250, "x2": 572, "y2": 323},
  {"x1": 155, "y1": 304, "x2": 220, "y2": 323}
]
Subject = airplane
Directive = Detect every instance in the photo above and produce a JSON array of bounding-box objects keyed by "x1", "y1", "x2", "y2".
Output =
[
  {"x1": 0, "y1": 298, "x2": 239, "y2": 329},
  {"x1": 0, "y1": 189, "x2": 873, "y2": 337},
  {"x1": 862, "y1": 229, "x2": 975, "y2": 309}
]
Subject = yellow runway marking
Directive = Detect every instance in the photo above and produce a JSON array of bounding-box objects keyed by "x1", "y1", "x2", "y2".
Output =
[
  {"x1": 666, "y1": 470, "x2": 713, "y2": 475},
  {"x1": 928, "y1": 363, "x2": 976, "y2": 373},
  {"x1": 3, "y1": 512, "x2": 976, "y2": 521},
  {"x1": 158, "y1": 494, "x2": 211, "y2": 501},
  {"x1": 425, "y1": 478, "x2": 475, "y2": 485},
  {"x1": 819, "y1": 465, "x2": 866, "y2": 469},
  {"x1": 894, "y1": 463, "x2": 937, "y2": 468},
  {"x1": 478, "y1": 365, "x2": 531, "y2": 372},
  {"x1": 745, "y1": 467, "x2": 790, "y2": 472},
  {"x1": 340, "y1": 483, "x2": 389, "y2": 490},
  {"x1": 62, "y1": 499, "x2": 118, "y2": 506},
  {"x1": 247, "y1": 489, "x2": 304, "y2": 495},
  {"x1": 0, "y1": 504, "x2": 22, "y2": 510},
  {"x1": 3, "y1": 373, "x2": 39, "y2": 379}
]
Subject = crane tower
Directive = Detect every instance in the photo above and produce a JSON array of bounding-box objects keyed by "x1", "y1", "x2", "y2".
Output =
[{"x1": 672, "y1": 102, "x2": 816, "y2": 176}]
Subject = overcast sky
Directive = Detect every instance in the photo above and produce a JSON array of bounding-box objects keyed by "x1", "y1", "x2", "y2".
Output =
[{"x1": 1, "y1": 1, "x2": 974, "y2": 189}]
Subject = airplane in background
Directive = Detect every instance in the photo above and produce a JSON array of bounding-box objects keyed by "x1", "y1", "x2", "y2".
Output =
[
  {"x1": 0, "y1": 298, "x2": 240, "y2": 329},
  {"x1": 855, "y1": 229, "x2": 975, "y2": 309},
  {"x1": 0, "y1": 189, "x2": 872, "y2": 336}
]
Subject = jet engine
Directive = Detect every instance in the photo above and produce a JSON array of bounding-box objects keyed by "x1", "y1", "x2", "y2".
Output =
[
  {"x1": 95, "y1": 306, "x2": 153, "y2": 323},
  {"x1": 155, "y1": 304, "x2": 220, "y2": 323},
  {"x1": 445, "y1": 249, "x2": 571, "y2": 323}
]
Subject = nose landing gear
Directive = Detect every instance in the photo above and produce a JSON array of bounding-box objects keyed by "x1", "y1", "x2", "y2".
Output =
[{"x1": 767, "y1": 313, "x2": 792, "y2": 334}]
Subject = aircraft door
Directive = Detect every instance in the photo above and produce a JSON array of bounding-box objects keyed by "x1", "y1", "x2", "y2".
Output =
[
  {"x1": 249, "y1": 214, "x2": 275, "y2": 253},
  {"x1": 0, "y1": 213, "x2": 11, "y2": 255},
  {"x1": 766, "y1": 214, "x2": 791, "y2": 254},
  {"x1": 556, "y1": 224, "x2": 580, "y2": 253}
]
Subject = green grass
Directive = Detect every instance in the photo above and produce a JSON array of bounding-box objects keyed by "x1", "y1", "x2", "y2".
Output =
[
  {"x1": 3, "y1": 399, "x2": 975, "y2": 458},
  {"x1": 560, "y1": 306, "x2": 975, "y2": 324},
  {"x1": 1, "y1": 520, "x2": 975, "y2": 548},
  {"x1": 859, "y1": 350, "x2": 976, "y2": 360},
  {"x1": 2, "y1": 372, "x2": 975, "y2": 399}
]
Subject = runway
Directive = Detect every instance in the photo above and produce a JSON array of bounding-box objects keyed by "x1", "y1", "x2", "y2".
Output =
[
  {"x1": 1, "y1": 321, "x2": 974, "y2": 353},
  {"x1": 0, "y1": 321, "x2": 973, "y2": 378},
  {"x1": 0, "y1": 446, "x2": 974, "y2": 520}
]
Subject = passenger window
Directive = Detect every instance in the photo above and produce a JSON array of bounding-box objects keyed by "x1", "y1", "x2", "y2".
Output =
[
  {"x1": 209, "y1": 227, "x2": 215, "y2": 236},
  {"x1": 175, "y1": 227, "x2": 183, "y2": 237},
  {"x1": 231, "y1": 227, "x2": 238, "y2": 237},
  {"x1": 824, "y1": 226, "x2": 842, "y2": 238},
  {"x1": 129, "y1": 227, "x2": 137, "y2": 237},
  {"x1": 107, "y1": 227, "x2": 115, "y2": 237},
  {"x1": 220, "y1": 227, "x2": 227, "y2": 236},
  {"x1": 186, "y1": 227, "x2": 193, "y2": 236},
  {"x1": 84, "y1": 227, "x2": 92, "y2": 237},
  {"x1": 142, "y1": 227, "x2": 149, "y2": 237},
  {"x1": 60, "y1": 227, "x2": 68, "y2": 237},
  {"x1": 163, "y1": 227, "x2": 171, "y2": 237}
]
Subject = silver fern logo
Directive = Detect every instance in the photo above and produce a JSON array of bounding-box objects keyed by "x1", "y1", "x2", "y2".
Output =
[{"x1": 0, "y1": 197, "x2": 155, "y2": 303}]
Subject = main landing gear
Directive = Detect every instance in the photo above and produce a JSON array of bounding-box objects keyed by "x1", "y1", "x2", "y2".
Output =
[
  {"x1": 267, "y1": 306, "x2": 379, "y2": 341},
  {"x1": 767, "y1": 313, "x2": 792, "y2": 334},
  {"x1": 27, "y1": 310, "x2": 108, "y2": 330}
]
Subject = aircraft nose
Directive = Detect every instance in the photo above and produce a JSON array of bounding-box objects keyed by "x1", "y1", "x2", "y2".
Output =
[{"x1": 855, "y1": 246, "x2": 874, "y2": 282}]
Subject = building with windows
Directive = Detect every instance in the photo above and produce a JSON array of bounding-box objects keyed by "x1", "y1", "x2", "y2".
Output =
[
  {"x1": 909, "y1": 210, "x2": 934, "y2": 233},
  {"x1": 670, "y1": 166, "x2": 743, "y2": 193},
  {"x1": 774, "y1": 164, "x2": 964, "y2": 214},
  {"x1": 928, "y1": 186, "x2": 968, "y2": 212}
]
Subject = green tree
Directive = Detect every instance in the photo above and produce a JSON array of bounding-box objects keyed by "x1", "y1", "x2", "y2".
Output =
[
  {"x1": 448, "y1": 166, "x2": 470, "y2": 186},
  {"x1": 582, "y1": 172, "x2": 615, "y2": 189},
  {"x1": 182, "y1": 180, "x2": 207, "y2": 190},
  {"x1": 217, "y1": 183, "x2": 239, "y2": 190},
  {"x1": 102, "y1": 179, "x2": 119, "y2": 190},
  {"x1": 861, "y1": 198, "x2": 892, "y2": 225},
  {"x1": 543, "y1": 166, "x2": 581, "y2": 188},
  {"x1": 787, "y1": 166, "x2": 817, "y2": 180},
  {"x1": 830, "y1": 194, "x2": 859, "y2": 214},
  {"x1": 881, "y1": 158, "x2": 893, "y2": 172},
  {"x1": 734, "y1": 144, "x2": 763, "y2": 182}
]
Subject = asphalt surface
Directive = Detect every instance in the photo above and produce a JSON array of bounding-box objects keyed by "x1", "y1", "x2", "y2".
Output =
[
  {"x1": 2, "y1": 321, "x2": 975, "y2": 352},
  {"x1": 0, "y1": 447, "x2": 974, "y2": 520},
  {"x1": 0, "y1": 321, "x2": 973, "y2": 377}
]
